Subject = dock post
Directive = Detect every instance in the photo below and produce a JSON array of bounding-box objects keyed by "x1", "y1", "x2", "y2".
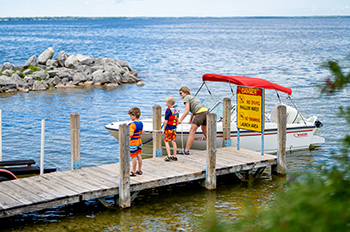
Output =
[
  {"x1": 0, "y1": 109, "x2": 2, "y2": 161},
  {"x1": 40, "y1": 119, "x2": 45, "y2": 175},
  {"x1": 274, "y1": 105, "x2": 287, "y2": 175},
  {"x1": 223, "y1": 98, "x2": 231, "y2": 147},
  {"x1": 119, "y1": 123, "x2": 131, "y2": 208},
  {"x1": 153, "y1": 105, "x2": 162, "y2": 158},
  {"x1": 70, "y1": 113, "x2": 81, "y2": 170},
  {"x1": 205, "y1": 113, "x2": 217, "y2": 190}
]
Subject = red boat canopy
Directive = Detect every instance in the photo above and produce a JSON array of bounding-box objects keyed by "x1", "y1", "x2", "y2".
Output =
[{"x1": 202, "y1": 73, "x2": 292, "y2": 95}]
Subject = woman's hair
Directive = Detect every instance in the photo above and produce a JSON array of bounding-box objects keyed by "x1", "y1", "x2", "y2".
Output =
[
  {"x1": 166, "y1": 96, "x2": 175, "y2": 105},
  {"x1": 179, "y1": 86, "x2": 191, "y2": 95},
  {"x1": 128, "y1": 107, "x2": 141, "y2": 119}
]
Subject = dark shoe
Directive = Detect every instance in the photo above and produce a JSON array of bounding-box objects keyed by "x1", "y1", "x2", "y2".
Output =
[
  {"x1": 136, "y1": 170, "x2": 143, "y2": 175},
  {"x1": 130, "y1": 171, "x2": 136, "y2": 177},
  {"x1": 178, "y1": 150, "x2": 190, "y2": 155},
  {"x1": 171, "y1": 156, "x2": 178, "y2": 161},
  {"x1": 164, "y1": 156, "x2": 172, "y2": 162}
]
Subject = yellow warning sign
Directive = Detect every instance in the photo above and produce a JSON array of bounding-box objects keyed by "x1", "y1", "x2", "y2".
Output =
[{"x1": 237, "y1": 86, "x2": 263, "y2": 132}]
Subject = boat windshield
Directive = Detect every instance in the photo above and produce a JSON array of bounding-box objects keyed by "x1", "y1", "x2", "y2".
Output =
[
  {"x1": 203, "y1": 99, "x2": 223, "y2": 119},
  {"x1": 203, "y1": 99, "x2": 237, "y2": 122}
]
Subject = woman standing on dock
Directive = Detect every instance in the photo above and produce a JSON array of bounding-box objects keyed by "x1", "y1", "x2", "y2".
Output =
[{"x1": 177, "y1": 86, "x2": 209, "y2": 155}]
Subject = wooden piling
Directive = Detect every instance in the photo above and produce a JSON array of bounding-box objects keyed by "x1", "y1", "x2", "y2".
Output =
[
  {"x1": 119, "y1": 123, "x2": 131, "y2": 208},
  {"x1": 276, "y1": 105, "x2": 287, "y2": 175},
  {"x1": 152, "y1": 105, "x2": 162, "y2": 158},
  {"x1": 0, "y1": 109, "x2": 2, "y2": 161},
  {"x1": 222, "y1": 98, "x2": 231, "y2": 147},
  {"x1": 40, "y1": 119, "x2": 45, "y2": 175},
  {"x1": 205, "y1": 113, "x2": 217, "y2": 190},
  {"x1": 70, "y1": 113, "x2": 81, "y2": 170}
]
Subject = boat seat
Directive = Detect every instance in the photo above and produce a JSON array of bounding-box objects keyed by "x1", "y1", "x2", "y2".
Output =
[{"x1": 269, "y1": 102, "x2": 302, "y2": 124}]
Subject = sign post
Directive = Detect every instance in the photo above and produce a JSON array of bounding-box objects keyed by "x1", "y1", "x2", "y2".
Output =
[{"x1": 236, "y1": 86, "x2": 265, "y2": 155}]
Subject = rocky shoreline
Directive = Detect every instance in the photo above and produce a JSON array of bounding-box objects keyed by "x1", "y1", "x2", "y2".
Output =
[{"x1": 0, "y1": 47, "x2": 143, "y2": 93}]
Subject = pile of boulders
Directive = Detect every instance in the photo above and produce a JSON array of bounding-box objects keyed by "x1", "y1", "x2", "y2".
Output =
[{"x1": 0, "y1": 47, "x2": 144, "y2": 93}]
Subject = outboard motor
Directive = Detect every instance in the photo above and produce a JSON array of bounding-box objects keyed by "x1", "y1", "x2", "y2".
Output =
[{"x1": 315, "y1": 119, "x2": 323, "y2": 128}]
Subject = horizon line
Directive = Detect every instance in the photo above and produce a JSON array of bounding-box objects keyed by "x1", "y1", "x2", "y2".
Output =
[{"x1": 0, "y1": 15, "x2": 349, "y2": 21}]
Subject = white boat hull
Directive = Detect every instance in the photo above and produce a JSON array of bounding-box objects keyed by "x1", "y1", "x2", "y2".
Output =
[{"x1": 105, "y1": 116, "x2": 324, "y2": 154}]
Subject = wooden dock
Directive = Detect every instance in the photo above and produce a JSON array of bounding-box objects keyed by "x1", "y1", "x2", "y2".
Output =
[{"x1": 0, "y1": 146, "x2": 276, "y2": 219}]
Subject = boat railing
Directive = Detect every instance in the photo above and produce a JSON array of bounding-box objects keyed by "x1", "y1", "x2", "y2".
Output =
[{"x1": 112, "y1": 113, "x2": 159, "y2": 122}]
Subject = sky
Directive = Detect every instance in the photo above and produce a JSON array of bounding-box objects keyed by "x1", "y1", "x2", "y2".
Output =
[{"x1": 0, "y1": 0, "x2": 349, "y2": 18}]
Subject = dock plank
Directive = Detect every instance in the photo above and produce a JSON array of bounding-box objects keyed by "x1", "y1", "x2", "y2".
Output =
[{"x1": 0, "y1": 146, "x2": 277, "y2": 218}]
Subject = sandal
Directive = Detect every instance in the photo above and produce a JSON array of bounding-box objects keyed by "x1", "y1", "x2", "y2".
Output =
[
  {"x1": 178, "y1": 150, "x2": 190, "y2": 155},
  {"x1": 164, "y1": 156, "x2": 172, "y2": 162},
  {"x1": 136, "y1": 170, "x2": 143, "y2": 175},
  {"x1": 130, "y1": 171, "x2": 136, "y2": 177},
  {"x1": 171, "y1": 156, "x2": 178, "y2": 161}
]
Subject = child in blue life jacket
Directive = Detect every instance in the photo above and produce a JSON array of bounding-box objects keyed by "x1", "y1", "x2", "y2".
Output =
[
  {"x1": 128, "y1": 107, "x2": 143, "y2": 176},
  {"x1": 162, "y1": 96, "x2": 180, "y2": 161}
]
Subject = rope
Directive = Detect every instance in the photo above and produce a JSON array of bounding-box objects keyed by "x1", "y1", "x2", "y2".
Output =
[{"x1": 142, "y1": 122, "x2": 164, "y2": 145}]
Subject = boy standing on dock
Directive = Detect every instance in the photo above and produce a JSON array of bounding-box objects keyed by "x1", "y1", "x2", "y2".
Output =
[
  {"x1": 128, "y1": 107, "x2": 143, "y2": 176},
  {"x1": 163, "y1": 96, "x2": 179, "y2": 161}
]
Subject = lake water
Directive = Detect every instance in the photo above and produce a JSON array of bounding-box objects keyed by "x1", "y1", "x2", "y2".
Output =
[{"x1": 0, "y1": 17, "x2": 350, "y2": 231}]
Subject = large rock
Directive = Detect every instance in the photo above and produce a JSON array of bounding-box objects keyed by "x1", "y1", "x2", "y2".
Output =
[
  {"x1": 12, "y1": 73, "x2": 27, "y2": 89},
  {"x1": 32, "y1": 80, "x2": 48, "y2": 91},
  {"x1": 73, "y1": 72, "x2": 90, "y2": 84},
  {"x1": 57, "y1": 51, "x2": 69, "y2": 67},
  {"x1": 32, "y1": 71, "x2": 48, "y2": 80},
  {"x1": 92, "y1": 70, "x2": 106, "y2": 84},
  {"x1": 52, "y1": 76, "x2": 60, "y2": 85},
  {"x1": 1, "y1": 62, "x2": 13, "y2": 72},
  {"x1": 47, "y1": 70, "x2": 59, "y2": 77},
  {"x1": 57, "y1": 71, "x2": 72, "y2": 80},
  {"x1": 23, "y1": 69, "x2": 33, "y2": 75},
  {"x1": 23, "y1": 55, "x2": 37, "y2": 68},
  {"x1": 38, "y1": 47, "x2": 54, "y2": 65},
  {"x1": 105, "y1": 71, "x2": 122, "y2": 84},
  {"x1": 0, "y1": 76, "x2": 17, "y2": 89},
  {"x1": 94, "y1": 57, "x2": 118, "y2": 66},
  {"x1": 76, "y1": 54, "x2": 94, "y2": 65},
  {"x1": 2, "y1": 69, "x2": 14, "y2": 76},
  {"x1": 24, "y1": 76, "x2": 34, "y2": 87},
  {"x1": 91, "y1": 69, "x2": 118, "y2": 84},
  {"x1": 103, "y1": 62, "x2": 124, "y2": 74},
  {"x1": 65, "y1": 55, "x2": 78, "y2": 68},
  {"x1": 46, "y1": 59, "x2": 58, "y2": 68},
  {"x1": 122, "y1": 72, "x2": 140, "y2": 83}
]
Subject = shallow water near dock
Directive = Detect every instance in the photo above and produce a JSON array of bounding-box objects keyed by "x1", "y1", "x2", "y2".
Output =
[{"x1": 0, "y1": 17, "x2": 349, "y2": 230}]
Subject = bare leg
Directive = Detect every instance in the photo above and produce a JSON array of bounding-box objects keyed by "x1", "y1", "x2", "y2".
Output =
[
  {"x1": 185, "y1": 124, "x2": 199, "y2": 152},
  {"x1": 201, "y1": 125, "x2": 207, "y2": 138},
  {"x1": 172, "y1": 140, "x2": 177, "y2": 157},
  {"x1": 165, "y1": 141, "x2": 171, "y2": 157},
  {"x1": 137, "y1": 153, "x2": 142, "y2": 172},
  {"x1": 132, "y1": 157, "x2": 137, "y2": 173}
]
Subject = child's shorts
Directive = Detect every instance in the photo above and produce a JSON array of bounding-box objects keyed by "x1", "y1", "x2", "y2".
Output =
[
  {"x1": 164, "y1": 129, "x2": 176, "y2": 142},
  {"x1": 130, "y1": 144, "x2": 142, "y2": 158}
]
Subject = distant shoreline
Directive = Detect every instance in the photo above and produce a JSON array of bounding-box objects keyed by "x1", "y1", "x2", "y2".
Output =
[{"x1": 0, "y1": 15, "x2": 349, "y2": 21}]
